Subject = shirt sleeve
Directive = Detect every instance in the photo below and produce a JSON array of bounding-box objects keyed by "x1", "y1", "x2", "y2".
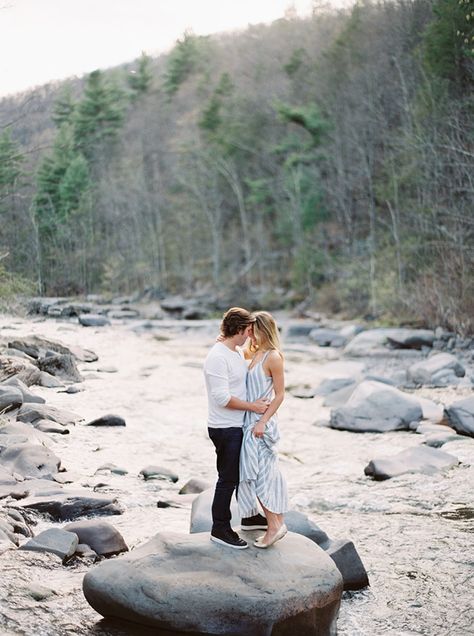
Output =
[{"x1": 205, "y1": 355, "x2": 232, "y2": 407}]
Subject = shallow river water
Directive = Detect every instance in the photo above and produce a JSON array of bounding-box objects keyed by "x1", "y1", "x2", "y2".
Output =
[{"x1": 0, "y1": 316, "x2": 473, "y2": 636}]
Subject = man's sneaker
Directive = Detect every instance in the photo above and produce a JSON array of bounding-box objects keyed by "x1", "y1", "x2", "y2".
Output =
[
  {"x1": 210, "y1": 528, "x2": 248, "y2": 549},
  {"x1": 240, "y1": 513, "x2": 268, "y2": 531}
]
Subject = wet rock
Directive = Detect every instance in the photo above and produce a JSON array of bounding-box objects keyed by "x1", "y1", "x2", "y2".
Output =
[
  {"x1": 325, "y1": 539, "x2": 369, "y2": 591},
  {"x1": 86, "y1": 415, "x2": 126, "y2": 427},
  {"x1": 178, "y1": 478, "x2": 211, "y2": 495},
  {"x1": 17, "y1": 403, "x2": 80, "y2": 426},
  {"x1": 330, "y1": 381, "x2": 422, "y2": 433},
  {"x1": 16, "y1": 492, "x2": 123, "y2": 520},
  {"x1": 0, "y1": 355, "x2": 41, "y2": 386},
  {"x1": 0, "y1": 443, "x2": 61, "y2": 479},
  {"x1": 364, "y1": 446, "x2": 459, "y2": 480},
  {"x1": 19, "y1": 528, "x2": 78, "y2": 561},
  {"x1": 345, "y1": 328, "x2": 434, "y2": 356},
  {"x1": 83, "y1": 531, "x2": 343, "y2": 635},
  {"x1": 139, "y1": 465, "x2": 178, "y2": 482},
  {"x1": 407, "y1": 353, "x2": 465, "y2": 386},
  {"x1": 79, "y1": 314, "x2": 111, "y2": 327},
  {"x1": 64, "y1": 520, "x2": 128, "y2": 556},
  {"x1": 445, "y1": 396, "x2": 474, "y2": 438},
  {"x1": 1, "y1": 377, "x2": 45, "y2": 403},
  {"x1": 309, "y1": 328, "x2": 346, "y2": 347},
  {"x1": 38, "y1": 354, "x2": 82, "y2": 383},
  {"x1": 0, "y1": 386, "x2": 23, "y2": 411}
]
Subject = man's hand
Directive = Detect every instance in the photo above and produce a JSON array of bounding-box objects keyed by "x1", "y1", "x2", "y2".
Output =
[{"x1": 251, "y1": 399, "x2": 269, "y2": 414}]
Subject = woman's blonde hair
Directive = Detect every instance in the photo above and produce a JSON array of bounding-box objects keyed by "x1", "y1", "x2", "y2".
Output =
[{"x1": 250, "y1": 311, "x2": 282, "y2": 355}]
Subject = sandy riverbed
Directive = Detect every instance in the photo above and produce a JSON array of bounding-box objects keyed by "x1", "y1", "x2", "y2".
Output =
[{"x1": 0, "y1": 314, "x2": 473, "y2": 636}]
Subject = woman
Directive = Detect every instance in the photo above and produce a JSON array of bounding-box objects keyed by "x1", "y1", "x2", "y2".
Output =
[{"x1": 238, "y1": 311, "x2": 288, "y2": 548}]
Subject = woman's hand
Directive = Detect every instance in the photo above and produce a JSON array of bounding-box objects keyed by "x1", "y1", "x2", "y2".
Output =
[{"x1": 253, "y1": 420, "x2": 266, "y2": 438}]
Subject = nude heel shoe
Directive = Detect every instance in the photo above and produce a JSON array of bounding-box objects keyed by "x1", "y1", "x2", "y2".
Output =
[{"x1": 253, "y1": 524, "x2": 287, "y2": 548}]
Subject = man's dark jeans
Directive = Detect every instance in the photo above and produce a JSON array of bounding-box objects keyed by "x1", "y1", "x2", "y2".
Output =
[{"x1": 208, "y1": 426, "x2": 243, "y2": 532}]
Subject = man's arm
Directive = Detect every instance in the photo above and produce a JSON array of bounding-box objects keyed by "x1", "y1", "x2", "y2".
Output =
[{"x1": 205, "y1": 357, "x2": 268, "y2": 414}]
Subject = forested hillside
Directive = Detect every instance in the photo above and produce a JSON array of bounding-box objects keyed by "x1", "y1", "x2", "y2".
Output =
[{"x1": 1, "y1": 0, "x2": 473, "y2": 331}]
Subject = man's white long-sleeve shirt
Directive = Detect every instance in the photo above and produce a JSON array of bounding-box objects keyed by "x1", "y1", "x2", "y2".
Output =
[{"x1": 203, "y1": 342, "x2": 247, "y2": 428}]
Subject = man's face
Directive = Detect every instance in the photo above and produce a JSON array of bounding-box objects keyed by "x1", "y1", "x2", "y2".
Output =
[{"x1": 236, "y1": 324, "x2": 252, "y2": 346}]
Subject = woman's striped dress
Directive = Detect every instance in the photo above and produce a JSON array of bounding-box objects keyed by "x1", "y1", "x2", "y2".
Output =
[{"x1": 238, "y1": 351, "x2": 288, "y2": 517}]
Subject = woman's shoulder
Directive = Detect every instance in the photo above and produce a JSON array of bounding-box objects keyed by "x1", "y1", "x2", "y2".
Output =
[{"x1": 265, "y1": 349, "x2": 284, "y2": 366}]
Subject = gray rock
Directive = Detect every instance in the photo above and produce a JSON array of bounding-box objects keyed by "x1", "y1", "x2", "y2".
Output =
[
  {"x1": 37, "y1": 371, "x2": 64, "y2": 388},
  {"x1": 79, "y1": 314, "x2": 111, "y2": 327},
  {"x1": 17, "y1": 492, "x2": 123, "y2": 520},
  {"x1": 345, "y1": 328, "x2": 434, "y2": 356},
  {"x1": 86, "y1": 414, "x2": 126, "y2": 427},
  {"x1": 25, "y1": 583, "x2": 58, "y2": 601},
  {"x1": 63, "y1": 385, "x2": 84, "y2": 394},
  {"x1": 323, "y1": 383, "x2": 358, "y2": 408},
  {"x1": 315, "y1": 378, "x2": 356, "y2": 397},
  {"x1": 38, "y1": 354, "x2": 82, "y2": 383},
  {"x1": 285, "y1": 323, "x2": 321, "y2": 339},
  {"x1": 20, "y1": 528, "x2": 78, "y2": 561},
  {"x1": 330, "y1": 380, "x2": 422, "y2": 433},
  {"x1": 1, "y1": 377, "x2": 45, "y2": 403},
  {"x1": 0, "y1": 386, "x2": 23, "y2": 411},
  {"x1": 83, "y1": 531, "x2": 343, "y2": 635},
  {"x1": 309, "y1": 328, "x2": 346, "y2": 347},
  {"x1": 0, "y1": 355, "x2": 41, "y2": 386},
  {"x1": 339, "y1": 324, "x2": 364, "y2": 339},
  {"x1": 423, "y1": 432, "x2": 463, "y2": 448},
  {"x1": 17, "y1": 403, "x2": 80, "y2": 426},
  {"x1": 408, "y1": 353, "x2": 465, "y2": 386},
  {"x1": 190, "y1": 490, "x2": 368, "y2": 591},
  {"x1": 35, "y1": 419, "x2": 70, "y2": 435},
  {"x1": 75, "y1": 543, "x2": 99, "y2": 560},
  {"x1": 139, "y1": 465, "x2": 178, "y2": 482},
  {"x1": 178, "y1": 478, "x2": 211, "y2": 495},
  {"x1": 290, "y1": 386, "x2": 317, "y2": 399},
  {"x1": 7, "y1": 335, "x2": 97, "y2": 363},
  {"x1": 364, "y1": 446, "x2": 459, "y2": 480},
  {"x1": 0, "y1": 443, "x2": 61, "y2": 479},
  {"x1": 64, "y1": 520, "x2": 128, "y2": 556},
  {"x1": 107, "y1": 309, "x2": 140, "y2": 320},
  {"x1": 445, "y1": 396, "x2": 474, "y2": 438}
]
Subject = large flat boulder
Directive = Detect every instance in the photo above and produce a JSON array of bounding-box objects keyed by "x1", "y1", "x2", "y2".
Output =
[
  {"x1": 83, "y1": 531, "x2": 343, "y2": 635},
  {"x1": 445, "y1": 396, "x2": 474, "y2": 438},
  {"x1": 364, "y1": 446, "x2": 459, "y2": 480},
  {"x1": 1, "y1": 377, "x2": 45, "y2": 403},
  {"x1": 190, "y1": 489, "x2": 368, "y2": 591},
  {"x1": 407, "y1": 353, "x2": 465, "y2": 386},
  {"x1": 329, "y1": 380, "x2": 422, "y2": 432}
]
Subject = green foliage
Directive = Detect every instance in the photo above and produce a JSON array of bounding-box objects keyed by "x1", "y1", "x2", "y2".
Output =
[
  {"x1": 284, "y1": 48, "x2": 307, "y2": 76},
  {"x1": 423, "y1": 0, "x2": 474, "y2": 87},
  {"x1": 276, "y1": 102, "x2": 329, "y2": 146},
  {"x1": 74, "y1": 70, "x2": 125, "y2": 157},
  {"x1": 128, "y1": 53, "x2": 153, "y2": 98},
  {"x1": 199, "y1": 95, "x2": 222, "y2": 132},
  {"x1": 52, "y1": 85, "x2": 76, "y2": 126},
  {"x1": 163, "y1": 32, "x2": 201, "y2": 97}
]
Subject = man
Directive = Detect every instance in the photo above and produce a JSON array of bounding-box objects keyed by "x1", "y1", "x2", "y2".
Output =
[{"x1": 203, "y1": 307, "x2": 269, "y2": 549}]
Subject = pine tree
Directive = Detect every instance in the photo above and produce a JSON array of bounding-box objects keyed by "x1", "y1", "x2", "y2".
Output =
[{"x1": 128, "y1": 53, "x2": 153, "y2": 99}]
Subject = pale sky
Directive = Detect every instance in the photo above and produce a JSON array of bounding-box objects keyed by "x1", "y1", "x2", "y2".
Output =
[{"x1": 0, "y1": 0, "x2": 319, "y2": 98}]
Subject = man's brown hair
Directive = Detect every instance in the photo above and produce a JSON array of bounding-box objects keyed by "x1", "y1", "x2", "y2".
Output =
[{"x1": 221, "y1": 307, "x2": 254, "y2": 337}]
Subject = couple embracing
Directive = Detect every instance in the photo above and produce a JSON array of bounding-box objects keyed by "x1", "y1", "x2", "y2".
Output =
[{"x1": 203, "y1": 307, "x2": 288, "y2": 550}]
